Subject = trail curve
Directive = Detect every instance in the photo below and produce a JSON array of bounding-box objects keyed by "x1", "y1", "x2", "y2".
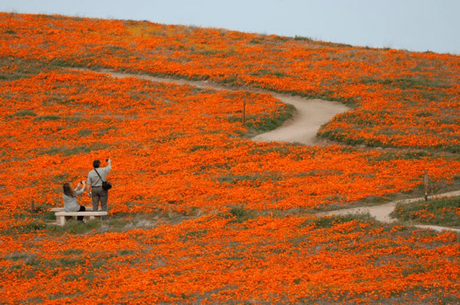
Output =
[
  {"x1": 96, "y1": 70, "x2": 350, "y2": 145},
  {"x1": 318, "y1": 190, "x2": 460, "y2": 233}
]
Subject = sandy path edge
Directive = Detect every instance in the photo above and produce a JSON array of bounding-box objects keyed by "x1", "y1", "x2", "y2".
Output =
[{"x1": 317, "y1": 190, "x2": 460, "y2": 233}]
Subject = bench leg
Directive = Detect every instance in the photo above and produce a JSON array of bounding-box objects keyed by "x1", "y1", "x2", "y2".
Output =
[{"x1": 56, "y1": 215, "x2": 66, "y2": 226}]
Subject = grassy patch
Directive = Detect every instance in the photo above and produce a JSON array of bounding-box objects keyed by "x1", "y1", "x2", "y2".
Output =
[
  {"x1": 181, "y1": 229, "x2": 208, "y2": 242},
  {"x1": 78, "y1": 129, "x2": 93, "y2": 136},
  {"x1": 7, "y1": 110, "x2": 37, "y2": 119},
  {"x1": 1, "y1": 219, "x2": 47, "y2": 235},
  {"x1": 39, "y1": 143, "x2": 112, "y2": 156},
  {"x1": 359, "y1": 77, "x2": 449, "y2": 90},
  {"x1": 217, "y1": 172, "x2": 282, "y2": 187},
  {"x1": 222, "y1": 207, "x2": 255, "y2": 223},
  {"x1": 390, "y1": 196, "x2": 460, "y2": 228},
  {"x1": 302, "y1": 213, "x2": 375, "y2": 228},
  {"x1": 33, "y1": 115, "x2": 62, "y2": 122},
  {"x1": 46, "y1": 219, "x2": 102, "y2": 235},
  {"x1": 243, "y1": 104, "x2": 295, "y2": 136},
  {"x1": 370, "y1": 150, "x2": 433, "y2": 162}
]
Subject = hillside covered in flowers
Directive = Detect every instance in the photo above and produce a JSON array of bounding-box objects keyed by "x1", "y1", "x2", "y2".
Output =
[{"x1": 0, "y1": 13, "x2": 459, "y2": 303}]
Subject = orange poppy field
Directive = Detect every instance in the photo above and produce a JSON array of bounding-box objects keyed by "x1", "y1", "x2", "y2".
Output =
[{"x1": 0, "y1": 13, "x2": 459, "y2": 303}]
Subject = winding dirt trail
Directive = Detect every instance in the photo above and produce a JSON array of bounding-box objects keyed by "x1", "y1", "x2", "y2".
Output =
[
  {"x1": 99, "y1": 70, "x2": 350, "y2": 145},
  {"x1": 252, "y1": 94, "x2": 349, "y2": 145},
  {"x1": 88, "y1": 69, "x2": 459, "y2": 233},
  {"x1": 318, "y1": 190, "x2": 460, "y2": 233}
]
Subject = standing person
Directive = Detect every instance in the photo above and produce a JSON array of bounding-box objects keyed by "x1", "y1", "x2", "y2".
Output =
[
  {"x1": 63, "y1": 181, "x2": 87, "y2": 222},
  {"x1": 87, "y1": 158, "x2": 111, "y2": 220}
]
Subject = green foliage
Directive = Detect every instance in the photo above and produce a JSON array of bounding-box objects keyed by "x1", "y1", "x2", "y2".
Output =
[
  {"x1": 217, "y1": 173, "x2": 282, "y2": 187},
  {"x1": 117, "y1": 249, "x2": 136, "y2": 256},
  {"x1": 318, "y1": 129, "x2": 368, "y2": 146},
  {"x1": 390, "y1": 197, "x2": 460, "y2": 227},
  {"x1": 97, "y1": 126, "x2": 117, "y2": 136},
  {"x1": 250, "y1": 69, "x2": 289, "y2": 78},
  {"x1": 303, "y1": 213, "x2": 375, "y2": 229},
  {"x1": 39, "y1": 143, "x2": 111, "y2": 156},
  {"x1": 78, "y1": 129, "x2": 93, "y2": 136},
  {"x1": 190, "y1": 145, "x2": 212, "y2": 152},
  {"x1": 248, "y1": 38, "x2": 262, "y2": 45},
  {"x1": 248, "y1": 145, "x2": 291, "y2": 156},
  {"x1": 8, "y1": 110, "x2": 37, "y2": 118},
  {"x1": 46, "y1": 219, "x2": 101, "y2": 235},
  {"x1": 181, "y1": 229, "x2": 208, "y2": 242},
  {"x1": 244, "y1": 104, "x2": 295, "y2": 134},
  {"x1": 33, "y1": 115, "x2": 62, "y2": 122},
  {"x1": 2, "y1": 214, "x2": 48, "y2": 235},
  {"x1": 293, "y1": 35, "x2": 313, "y2": 42},
  {"x1": 224, "y1": 207, "x2": 255, "y2": 223},
  {"x1": 359, "y1": 77, "x2": 448, "y2": 90},
  {"x1": 370, "y1": 150, "x2": 433, "y2": 162},
  {"x1": 444, "y1": 145, "x2": 460, "y2": 154},
  {"x1": 63, "y1": 249, "x2": 84, "y2": 256}
]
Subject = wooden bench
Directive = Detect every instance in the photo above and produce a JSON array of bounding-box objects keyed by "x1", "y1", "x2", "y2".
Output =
[
  {"x1": 55, "y1": 211, "x2": 107, "y2": 226},
  {"x1": 51, "y1": 206, "x2": 94, "y2": 212}
]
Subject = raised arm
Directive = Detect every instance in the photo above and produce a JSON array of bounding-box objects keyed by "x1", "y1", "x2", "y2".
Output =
[
  {"x1": 74, "y1": 181, "x2": 86, "y2": 195},
  {"x1": 87, "y1": 175, "x2": 92, "y2": 196},
  {"x1": 73, "y1": 182, "x2": 81, "y2": 192}
]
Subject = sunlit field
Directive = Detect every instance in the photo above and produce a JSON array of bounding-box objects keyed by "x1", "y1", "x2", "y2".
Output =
[{"x1": 0, "y1": 13, "x2": 459, "y2": 303}]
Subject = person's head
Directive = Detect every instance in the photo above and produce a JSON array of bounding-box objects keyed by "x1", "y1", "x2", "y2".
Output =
[
  {"x1": 93, "y1": 160, "x2": 101, "y2": 168},
  {"x1": 63, "y1": 182, "x2": 74, "y2": 197}
]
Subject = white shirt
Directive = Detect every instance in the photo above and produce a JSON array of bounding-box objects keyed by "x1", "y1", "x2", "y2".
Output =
[
  {"x1": 87, "y1": 161, "x2": 112, "y2": 187},
  {"x1": 63, "y1": 189, "x2": 84, "y2": 212}
]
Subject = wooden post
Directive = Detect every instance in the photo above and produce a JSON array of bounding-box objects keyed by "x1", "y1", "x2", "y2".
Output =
[
  {"x1": 424, "y1": 170, "x2": 429, "y2": 201},
  {"x1": 31, "y1": 200, "x2": 35, "y2": 212}
]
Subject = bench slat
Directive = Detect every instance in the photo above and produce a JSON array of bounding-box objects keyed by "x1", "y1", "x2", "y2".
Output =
[
  {"x1": 55, "y1": 211, "x2": 107, "y2": 216},
  {"x1": 51, "y1": 207, "x2": 94, "y2": 212}
]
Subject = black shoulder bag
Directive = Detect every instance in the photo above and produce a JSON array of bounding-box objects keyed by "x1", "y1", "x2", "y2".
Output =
[{"x1": 94, "y1": 168, "x2": 112, "y2": 191}]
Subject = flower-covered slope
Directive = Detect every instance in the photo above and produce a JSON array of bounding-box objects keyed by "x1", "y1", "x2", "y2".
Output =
[
  {"x1": 1, "y1": 12, "x2": 459, "y2": 150},
  {"x1": 0, "y1": 13, "x2": 459, "y2": 304}
]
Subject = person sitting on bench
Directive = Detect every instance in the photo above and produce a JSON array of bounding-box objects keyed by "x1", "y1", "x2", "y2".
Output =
[{"x1": 63, "y1": 181, "x2": 87, "y2": 222}]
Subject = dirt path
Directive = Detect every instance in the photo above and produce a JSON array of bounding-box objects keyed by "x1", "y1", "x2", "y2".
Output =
[
  {"x1": 253, "y1": 94, "x2": 349, "y2": 145},
  {"x1": 99, "y1": 70, "x2": 350, "y2": 145},
  {"x1": 86, "y1": 69, "x2": 458, "y2": 233},
  {"x1": 318, "y1": 190, "x2": 460, "y2": 233}
]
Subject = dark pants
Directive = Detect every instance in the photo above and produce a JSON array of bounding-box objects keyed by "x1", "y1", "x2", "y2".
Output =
[
  {"x1": 92, "y1": 186, "x2": 108, "y2": 220},
  {"x1": 77, "y1": 205, "x2": 86, "y2": 221}
]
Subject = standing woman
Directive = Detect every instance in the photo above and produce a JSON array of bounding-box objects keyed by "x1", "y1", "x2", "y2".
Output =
[{"x1": 63, "y1": 181, "x2": 87, "y2": 222}]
